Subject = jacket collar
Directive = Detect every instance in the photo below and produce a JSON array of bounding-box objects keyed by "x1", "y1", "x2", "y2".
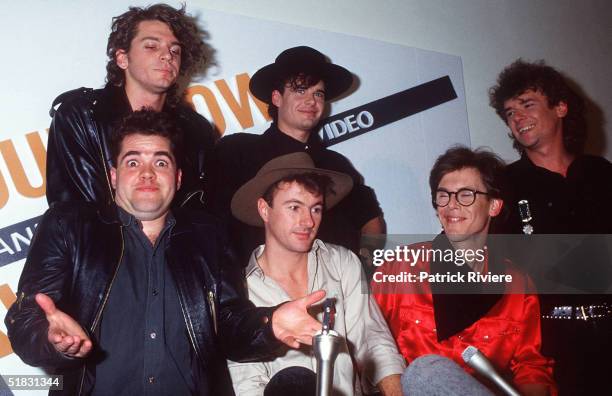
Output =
[
  {"x1": 93, "y1": 84, "x2": 132, "y2": 124},
  {"x1": 94, "y1": 83, "x2": 183, "y2": 123},
  {"x1": 97, "y1": 203, "x2": 176, "y2": 229},
  {"x1": 430, "y1": 233, "x2": 504, "y2": 341}
]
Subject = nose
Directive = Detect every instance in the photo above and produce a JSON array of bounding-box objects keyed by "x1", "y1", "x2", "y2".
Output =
[
  {"x1": 160, "y1": 47, "x2": 174, "y2": 62},
  {"x1": 300, "y1": 210, "x2": 315, "y2": 228},
  {"x1": 447, "y1": 193, "x2": 461, "y2": 209},
  {"x1": 139, "y1": 163, "x2": 155, "y2": 180},
  {"x1": 510, "y1": 109, "x2": 527, "y2": 122},
  {"x1": 304, "y1": 93, "x2": 317, "y2": 105}
]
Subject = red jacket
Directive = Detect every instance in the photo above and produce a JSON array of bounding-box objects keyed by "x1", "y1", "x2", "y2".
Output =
[{"x1": 372, "y1": 241, "x2": 556, "y2": 393}]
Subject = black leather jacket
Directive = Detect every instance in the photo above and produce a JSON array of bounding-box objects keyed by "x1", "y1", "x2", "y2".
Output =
[
  {"x1": 5, "y1": 202, "x2": 279, "y2": 395},
  {"x1": 46, "y1": 84, "x2": 216, "y2": 209}
]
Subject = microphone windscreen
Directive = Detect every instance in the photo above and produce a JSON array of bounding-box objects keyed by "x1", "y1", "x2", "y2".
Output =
[
  {"x1": 461, "y1": 345, "x2": 478, "y2": 363},
  {"x1": 402, "y1": 354, "x2": 494, "y2": 396}
]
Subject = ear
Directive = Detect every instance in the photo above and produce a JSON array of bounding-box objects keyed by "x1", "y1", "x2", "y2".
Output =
[
  {"x1": 555, "y1": 101, "x2": 568, "y2": 118},
  {"x1": 176, "y1": 169, "x2": 182, "y2": 190},
  {"x1": 110, "y1": 167, "x2": 117, "y2": 190},
  {"x1": 257, "y1": 197, "x2": 270, "y2": 224},
  {"x1": 116, "y1": 49, "x2": 128, "y2": 70},
  {"x1": 488, "y1": 198, "x2": 503, "y2": 218},
  {"x1": 271, "y1": 90, "x2": 282, "y2": 107}
]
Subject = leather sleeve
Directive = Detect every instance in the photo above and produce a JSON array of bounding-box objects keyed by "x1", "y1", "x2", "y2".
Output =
[
  {"x1": 4, "y1": 205, "x2": 86, "y2": 369},
  {"x1": 46, "y1": 95, "x2": 113, "y2": 206}
]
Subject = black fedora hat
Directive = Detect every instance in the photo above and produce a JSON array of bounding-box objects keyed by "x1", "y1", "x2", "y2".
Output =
[
  {"x1": 249, "y1": 46, "x2": 353, "y2": 104},
  {"x1": 231, "y1": 152, "x2": 353, "y2": 227}
]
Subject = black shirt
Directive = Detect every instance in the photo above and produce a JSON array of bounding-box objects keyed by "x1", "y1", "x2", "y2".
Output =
[
  {"x1": 92, "y1": 208, "x2": 194, "y2": 396},
  {"x1": 501, "y1": 154, "x2": 612, "y2": 234},
  {"x1": 209, "y1": 123, "x2": 382, "y2": 265}
]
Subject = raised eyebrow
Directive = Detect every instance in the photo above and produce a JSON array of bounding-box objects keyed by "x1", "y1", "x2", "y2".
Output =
[
  {"x1": 119, "y1": 151, "x2": 174, "y2": 162},
  {"x1": 154, "y1": 151, "x2": 176, "y2": 164},
  {"x1": 119, "y1": 150, "x2": 142, "y2": 162},
  {"x1": 154, "y1": 151, "x2": 173, "y2": 159}
]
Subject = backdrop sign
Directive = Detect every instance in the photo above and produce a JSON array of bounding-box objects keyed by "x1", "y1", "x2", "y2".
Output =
[{"x1": 0, "y1": 2, "x2": 469, "y2": 390}]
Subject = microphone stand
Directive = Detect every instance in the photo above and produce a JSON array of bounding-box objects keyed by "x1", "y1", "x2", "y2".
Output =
[{"x1": 312, "y1": 298, "x2": 341, "y2": 396}]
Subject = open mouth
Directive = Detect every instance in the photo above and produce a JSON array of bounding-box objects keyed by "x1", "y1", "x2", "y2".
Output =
[{"x1": 518, "y1": 124, "x2": 535, "y2": 134}]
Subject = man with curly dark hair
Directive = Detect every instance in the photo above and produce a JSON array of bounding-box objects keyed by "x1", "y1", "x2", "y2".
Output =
[
  {"x1": 490, "y1": 60, "x2": 612, "y2": 395},
  {"x1": 46, "y1": 3, "x2": 215, "y2": 209}
]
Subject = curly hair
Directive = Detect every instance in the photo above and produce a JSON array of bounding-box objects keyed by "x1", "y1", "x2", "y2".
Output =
[
  {"x1": 268, "y1": 72, "x2": 323, "y2": 121},
  {"x1": 111, "y1": 109, "x2": 184, "y2": 168},
  {"x1": 106, "y1": 3, "x2": 207, "y2": 105},
  {"x1": 429, "y1": 146, "x2": 506, "y2": 209},
  {"x1": 489, "y1": 59, "x2": 586, "y2": 155}
]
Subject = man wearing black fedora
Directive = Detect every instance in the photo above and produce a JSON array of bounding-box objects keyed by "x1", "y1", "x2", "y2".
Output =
[
  {"x1": 227, "y1": 152, "x2": 404, "y2": 395},
  {"x1": 209, "y1": 46, "x2": 384, "y2": 266}
]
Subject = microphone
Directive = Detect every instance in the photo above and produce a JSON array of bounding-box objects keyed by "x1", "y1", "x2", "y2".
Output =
[
  {"x1": 313, "y1": 298, "x2": 341, "y2": 396},
  {"x1": 462, "y1": 345, "x2": 521, "y2": 396}
]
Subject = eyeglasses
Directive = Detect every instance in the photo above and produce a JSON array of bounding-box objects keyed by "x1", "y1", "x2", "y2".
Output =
[{"x1": 434, "y1": 188, "x2": 489, "y2": 207}]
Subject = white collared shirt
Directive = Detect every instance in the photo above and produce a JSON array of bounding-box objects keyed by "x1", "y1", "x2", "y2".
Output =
[{"x1": 228, "y1": 240, "x2": 405, "y2": 395}]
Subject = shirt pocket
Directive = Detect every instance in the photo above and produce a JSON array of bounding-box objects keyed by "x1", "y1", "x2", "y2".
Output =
[{"x1": 398, "y1": 303, "x2": 437, "y2": 333}]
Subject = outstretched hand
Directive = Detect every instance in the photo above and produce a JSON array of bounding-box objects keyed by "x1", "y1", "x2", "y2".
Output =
[
  {"x1": 271, "y1": 290, "x2": 325, "y2": 349},
  {"x1": 35, "y1": 293, "x2": 92, "y2": 358}
]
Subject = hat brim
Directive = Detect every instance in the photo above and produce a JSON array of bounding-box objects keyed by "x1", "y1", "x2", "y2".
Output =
[
  {"x1": 249, "y1": 62, "x2": 353, "y2": 104},
  {"x1": 231, "y1": 167, "x2": 354, "y2": 227}
]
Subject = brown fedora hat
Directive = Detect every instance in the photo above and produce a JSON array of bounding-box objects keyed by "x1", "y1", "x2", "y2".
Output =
[
  {"x1": 249, "y1": 46, "x2": 354, "y2": 104},
  {"x1": 231, "y1": 152, "x2": 354, "y2": 227}
]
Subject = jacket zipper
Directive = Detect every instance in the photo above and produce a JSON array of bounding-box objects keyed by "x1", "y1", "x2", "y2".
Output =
[
  {"x1": 208, "y1": 289, "x2": 218, "y2": 335},
  {"x1": 178, "y1": 292, "x2": 201, "y2": 363},
  {"x1": 77, "y1": 227, "x2": 125, "y2": 396}
]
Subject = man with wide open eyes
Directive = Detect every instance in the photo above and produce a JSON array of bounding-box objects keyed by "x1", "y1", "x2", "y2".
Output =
[{"x1": 6, "y1": 110, "x2": 326, "y2": 396}]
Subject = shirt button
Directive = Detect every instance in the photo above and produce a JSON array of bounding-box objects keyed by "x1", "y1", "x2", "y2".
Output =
[
  {"x1": 415, "y1": 319, "x2": 420, "y2": 324},
  {"x1": 148, "y1": 376, "x2": 155, "y2": 384},
  {"x1": 150, "y1": 332, "x2": 157, "y2": 339},
  {"x1": 152, "y1": 289, "x2": 158, "y2": 296},
  {"x1": 484, "y1": 335, "x2": 489, "y2": 339}
]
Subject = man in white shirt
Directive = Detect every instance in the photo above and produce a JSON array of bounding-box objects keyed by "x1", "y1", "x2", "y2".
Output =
[{"x1": 228, "y1": 152, "x2": 405, "y2": 395}]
